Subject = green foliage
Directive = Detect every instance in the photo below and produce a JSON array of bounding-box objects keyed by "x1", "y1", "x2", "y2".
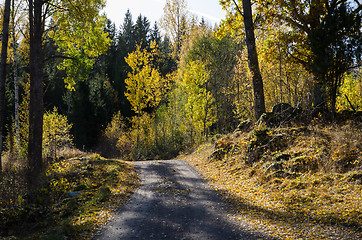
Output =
[
  {"x1": 128, "y1": 113, "x2": 156, "y2": 158},
  {"x1": 4, "y1": 77, "x2": 29, "y2": 163},
  {"x1": 154, "y1": 102, "x2": 186, "y2": 157},
  {"x1": 43, "y1": 108, "x2": 73, "y2": 160},
  {"x1": 218, "y1": 1, "x2": 314, "y2": 117},
  {"x1": 256, "y1": 0, "x2": 361, "y2": 113},
  {"x1": 219, "y1": 0, "x2": 361, "y2": 114},
  {"x1": 179, "y1": 60, "x2": 216, "y2": 139},
  {"x1": 120, "y1": 29, "x2": 241, "y2": 157},
  {"x1": 98, "y1": 111, "x2": 130, "y2": 158},
  {"x1": 181, "y1": 30, "x2": 239, "y2": 132},
  {"x1": 49, "y1": 0, "x2": 111, "y2": 90},
  {"x1": 0, "y1": 156, "x2": 139, "y2": 239},
  {"x1": 337, "y1": 71, "x2": 362, "y2": 111}
]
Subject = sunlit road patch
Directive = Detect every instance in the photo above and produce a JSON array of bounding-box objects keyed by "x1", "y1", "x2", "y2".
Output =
[{"x1": 95, "y1": 160, "x2": 270, "y2": 240}]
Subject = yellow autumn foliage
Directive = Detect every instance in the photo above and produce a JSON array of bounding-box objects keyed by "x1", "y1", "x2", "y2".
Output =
[{"x1": 43, "y1": 108, "x2": 73, "y2": 160}]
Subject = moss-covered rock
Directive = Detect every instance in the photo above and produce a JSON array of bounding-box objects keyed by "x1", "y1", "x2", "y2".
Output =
[
  {"x1": 95, "y1": 186, "x2": 111, "y2": 202},
  {"x1": 334, "y1": 150, "x2": 359, "y2": 173},
  {"x1": 343, "y1": 170, "x2": 362, "y2": 184},
  {"x1": 234, "y1": 119, "x2": 252, "y2": 133},
  {"x1": 208, "y1": 148, "x2": 227, "y2": 162},
  {"x1": 273, "y1": 153, "x2": 291, "y2": 162},
  {"x1": 209, "y1": 136, "x2": 241, "y2": 161},
  {"x1": 265, "y1": 162, "x2": 284, "y2": 174}
]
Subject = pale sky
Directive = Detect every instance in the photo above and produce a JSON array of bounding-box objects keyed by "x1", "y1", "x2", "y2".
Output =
[{"x1": 104, "y1": 0, "x2": 225, "y2": 28}]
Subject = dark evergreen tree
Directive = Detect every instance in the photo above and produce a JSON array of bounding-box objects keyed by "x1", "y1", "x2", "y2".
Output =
[
  {"x1": 68, "y1": 56, "x2": 118, "y2": 149},
  {"x1": 116, "y1": 10, "x2": 136, "y2": 118},
  {"x1": 308, "y1": 0, "x2": 361, "y2": 115},
  {"x1": 150, "y1": 22, "x2": 161, "y2": 45},
  {"x1": 43, "y1": 37, "x2": 67, "y2": 114},
  {"x1": 118, "y1": 9, "x2": 135, "y2": 54},
  {"x1": 104, "y1": 19, "x2": 122, "y2": 108},
  {"x1": 134, "y1": 15, "x2": 151, "y2": 49},
  {"x1": 159, "y1": 36, "x2": 177, "y2": 76}
]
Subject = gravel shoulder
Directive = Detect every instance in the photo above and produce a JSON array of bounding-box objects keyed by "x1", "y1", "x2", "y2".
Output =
[{"x1": 94, "y1": 159, "x2": 271, "y2": 240}]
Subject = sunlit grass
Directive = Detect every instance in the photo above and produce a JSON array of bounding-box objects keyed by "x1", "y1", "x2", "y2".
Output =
[
  {"x1": 183, "y1": 122, "x2": 362, "y2": 239},
  {"x1": 0, "y1": 153, "x2": 140, "y2": 239}
]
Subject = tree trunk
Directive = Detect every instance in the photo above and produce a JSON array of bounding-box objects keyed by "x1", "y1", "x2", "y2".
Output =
[
  {"x1": 313, "y1": 82, "x2": 324, "y2": 112},
  {"x1": 28, "y1": 0, "x2": 44, "y2": 188},
  {"x1": 330, "y1": 73, "x2": 342, "y2": 119},
  {"x1": 0, "y1": 0, "x2": 12, "y2": 171},
  {"x1": 12, "y1": 0, "x2": 20, "y2": 147},
  {"x1": 240, "y1": 0, "x2": 266, "y2": 119}
]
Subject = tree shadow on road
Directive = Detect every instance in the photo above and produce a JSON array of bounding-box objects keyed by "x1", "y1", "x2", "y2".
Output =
[{"x1": 96, "y1": 160, "x2": 276, "y2": 240}]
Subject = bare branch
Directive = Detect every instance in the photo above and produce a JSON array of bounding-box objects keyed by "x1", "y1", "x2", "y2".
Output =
[
  {"x1": 44, "y1": 55, "x2": 76, "y2": 63},
  {"x1": 353, "y1": 0, "x2": 361, "y2": 8},
  {"x1": 232, "y1": 0, "x2": 244, "y2": 17}
]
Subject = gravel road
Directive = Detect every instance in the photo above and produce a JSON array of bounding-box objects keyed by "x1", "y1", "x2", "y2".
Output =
[{"x1": 94, "y1": 160, "x2": 270, "y2": 240}]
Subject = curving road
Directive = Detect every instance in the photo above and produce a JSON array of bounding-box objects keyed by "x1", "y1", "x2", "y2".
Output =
[{"x1": 95, "y1": 160, "x2": 270, "y2": 240}]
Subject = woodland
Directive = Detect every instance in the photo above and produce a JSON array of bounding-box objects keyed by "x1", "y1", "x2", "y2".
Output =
[{"x1": 0, "y1": 0, "x2": 361, "y2": 239}]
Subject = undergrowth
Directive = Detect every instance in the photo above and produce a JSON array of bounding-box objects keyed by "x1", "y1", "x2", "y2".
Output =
[
  {"x1": 183, "y1": 121, "x2": 362, "y2": 239},
  {"x1": 0, "y1": 154, "x2": 140, "y2": 240}
]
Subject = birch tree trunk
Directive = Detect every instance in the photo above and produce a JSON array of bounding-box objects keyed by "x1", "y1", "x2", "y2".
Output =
[{"x1": 12, "y1": 0, "x2": 20, "y2": 147}]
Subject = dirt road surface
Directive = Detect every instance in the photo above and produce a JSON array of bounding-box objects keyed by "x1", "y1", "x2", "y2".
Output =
[{"x1": 95, "y1": 160, "x2": 271, "y2": 240}]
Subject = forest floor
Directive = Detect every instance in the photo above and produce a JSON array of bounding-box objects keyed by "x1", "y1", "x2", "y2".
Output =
[
  {"x1": 181, "y1": 121, "x2": 362, "y2": 240},
  {"x1": 0, "y1": 153, "x2": 140, "y2": 240}
]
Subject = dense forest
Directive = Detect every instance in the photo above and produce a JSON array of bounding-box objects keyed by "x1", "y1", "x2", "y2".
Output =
[
  {"x1": 0, "y1": 0, "x2": 361, "y2": 238},
  {"x1": 0, "y1": 0, "x2": 361, "y2": 162}
]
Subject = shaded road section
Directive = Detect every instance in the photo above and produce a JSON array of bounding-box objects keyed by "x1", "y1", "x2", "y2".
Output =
[{"x1": 95, "y1": 160, "x2": 269, "y2": 240}]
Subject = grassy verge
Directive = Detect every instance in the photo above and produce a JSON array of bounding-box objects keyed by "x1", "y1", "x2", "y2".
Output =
[
  {"x1": 0, "y1": 154, "x2": 140, "y2": 239},
  {"x1": 182, "y1": 122, "x2": 362, "y2": 239}
]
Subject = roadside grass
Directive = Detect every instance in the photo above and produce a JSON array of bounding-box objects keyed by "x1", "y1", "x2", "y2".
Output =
[
  {"x1": 183, "y1": 122, "x2": 362, "y2": 239},
  {"x1": 0, "y1": 153, "x2": 140, "y2": 240}
]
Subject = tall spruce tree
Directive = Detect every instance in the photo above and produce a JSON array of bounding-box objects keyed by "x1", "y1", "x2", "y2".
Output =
[
  {"x1": 150, "y1": 22, "x2": 161, "y2": 45},
  {"x1": 134, "y1": 15, "x2": 150, "y2": 49}
]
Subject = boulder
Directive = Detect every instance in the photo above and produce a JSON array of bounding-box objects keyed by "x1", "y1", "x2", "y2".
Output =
[
  {"x1": 272, "y1": 103, "x2": 294, "y2": 116},
  {"x1": 267, "y1": 170, "x2": 290, "y2": 180},
  {"x1": 258, "y1": 103, "x2": 300, "y2": 127},
  {"x1": 273, "y1": 153, "x2": 291, "y2": 162},
  {"x1": 265, "y1": 162, "x2": 284, "y2": 174},
  {"x1": 234, "y1": 119, "x2": 252, "y2": 133},
  {"x1": 67, "y1": 192, "x2": 80, "y2": 198},
  {"x1": 209, "y1": 136, "x2": 240, "y2": 161}
]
